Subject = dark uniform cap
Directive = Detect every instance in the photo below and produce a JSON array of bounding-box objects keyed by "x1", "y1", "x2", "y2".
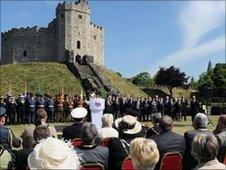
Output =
[{"x1": 0, "y1": 107, "x2": 6, "y2": 117}]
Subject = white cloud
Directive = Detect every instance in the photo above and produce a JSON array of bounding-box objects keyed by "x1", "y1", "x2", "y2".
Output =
[
  {"x1": 151, "y1": 1, "x2": 225, "y2": 74},
  {"x1": 180, "y1": 1, "x2": 225, "y2": 48},
  {"x1": 157, "y1": 35, "x2": 225, "y2": 66}
]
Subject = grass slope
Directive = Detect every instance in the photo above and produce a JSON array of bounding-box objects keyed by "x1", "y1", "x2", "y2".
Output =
[
  {"x1": 0, "y1": 62, "x2": 82, "y2": 96},
  {"x1": 0, "y1": 62, "x2": 147, "y2": 97},
  {"x1": 101, "y1": 67, "x2": 148, "y2": 97}
]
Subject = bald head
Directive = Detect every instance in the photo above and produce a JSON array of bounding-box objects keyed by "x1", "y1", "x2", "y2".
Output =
[{"x1": 159, "y1": 116, "x2": 173, "y2": 132}]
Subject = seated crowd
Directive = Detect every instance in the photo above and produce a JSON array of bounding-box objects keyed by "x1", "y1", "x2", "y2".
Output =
[{"x1": 0, "y1": 105, "x2": 225, "y2": 170}]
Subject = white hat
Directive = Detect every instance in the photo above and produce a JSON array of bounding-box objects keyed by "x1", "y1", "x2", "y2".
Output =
[
  {"x1": 28, "y1": 137, "x2": 80, "y2": 169},
  {"x1": 115, "y1": 115, "x2": 142, "y2": 134},
  {"x1": 71, "y1": 107, "x2": 87, "y2": 119}
]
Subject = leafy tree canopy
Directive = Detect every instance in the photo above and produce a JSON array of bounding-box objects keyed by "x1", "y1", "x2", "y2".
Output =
[
  {"x1": 211, "y1": 63, "x2": 226, "y2": 90},
  {"x1": 132, "y1": 72, "x2": 155, "y2": 87},
  {"x1": 155, "y1": 66, "x2": 188, "y2": 96}
]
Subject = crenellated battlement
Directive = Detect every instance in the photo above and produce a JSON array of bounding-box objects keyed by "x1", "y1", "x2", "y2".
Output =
[
  {"x1": 56, "y1": 0, "x2": 90, "y2": 16},
  {"x1": 90, "y1": 22, "x2": 103, "y2": 30},
  {"x1": 2, "y1": 26, "x2": 42, "y2": 35},
  {"x1": 1, "y1": 0, "x2": 104, "y2": 66}
]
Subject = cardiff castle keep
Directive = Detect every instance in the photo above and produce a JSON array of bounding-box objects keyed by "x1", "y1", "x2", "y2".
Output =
[{"x1": 1, "y1": 0, "x2": 104, "y2": 66}]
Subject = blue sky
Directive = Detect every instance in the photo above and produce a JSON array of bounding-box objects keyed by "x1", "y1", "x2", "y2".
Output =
[{"x1": 1, "y1": 0, "x2": 225, "y2": 80}]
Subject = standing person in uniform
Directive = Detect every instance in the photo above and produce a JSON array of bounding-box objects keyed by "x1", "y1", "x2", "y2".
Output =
[
  {"x1": 66, "y1": 96, "x2": 74, "y2": 122},
  {"x1": 151, "y1": 97, "x2": 157, "y2": 118},
  {"x1": 26, "y1": 94, "x2": 36, "y2": 124},
  {"x1": 157, "y1": 97, "x2": 165, "y2": 116},
  {"x1": 56, "y1": 94, "x2": 64, "y2": 122},
  {"x1": 147, "y1": 97, "x2": 153, "y2": 121},
  {"x1": 45, "y1": 95, "x2": 55, "y2": 123},
  {"x1": 36, "y1": 95, "x2": 45, "y2": 110},
  {"x1": 105, "y1": 96, "x2": 113, "y2": 114},
  {"x1": 190, "y1": 95, "x2": 200, "y2": 122},
  {"x1": 8, "y1": 97, "x2": 17, "y2": 125},
  {"x1": 113, "y1": 96, "x2": 120, "y2": 119},
  {"x1": 173, "y1": 98, "x2": 180, "y2": 121},
  {"x1": 119, "y1": 97, "x2": 126, "y2": 117},
  {"x1": 0, "y1": 107, "x2": 21, "y2": 160},
  {"x1": 17, "y1": 95, "x2": 26, "y2": 124},
  {"x1": 164, "y1": 96, "x2": 171, "y2": 117},
  {"x1": 181, "y1": 96, "x2": 188, "y2": 121},
  {"x1": 140, "y1": 97, "x2": 146, "y2": 122}
]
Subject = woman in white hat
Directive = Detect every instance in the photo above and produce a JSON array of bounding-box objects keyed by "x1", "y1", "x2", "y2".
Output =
[
  {"x1": 108, "y1": 115, "x2": 146, "y2": 170},
  {"x1": 28, "y1": 137, "x2": 80, "y2": 169}
]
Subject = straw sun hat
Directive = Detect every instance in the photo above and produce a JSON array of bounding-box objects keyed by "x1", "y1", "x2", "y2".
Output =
[
  {"x1": 28, "y1": 137, "x2": 80, "y2": 169},
  {"x1": 115, "y1": 115, "x2": 142, "y2": 134}
]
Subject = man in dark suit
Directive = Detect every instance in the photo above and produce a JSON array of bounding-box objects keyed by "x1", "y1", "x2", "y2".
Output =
[
  {"x1": 183, "y1": 113, "x2": 211, "y2": 170},
  {"x1": 215, "y1": 115, "x2": 226, "y2": 163},
  {"x1": 149, "y1": 115, "x2": 186, "y2": 170},
  {"x1": 62, "y1": 107, "x2": 87, "y2": 141},
  {"x1": 190, "y1": 95, "x2": 200, "y2": 121}
]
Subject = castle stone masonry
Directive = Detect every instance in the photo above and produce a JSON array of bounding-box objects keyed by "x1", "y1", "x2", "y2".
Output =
[{"x1": 1, "y1": 0, "x2": 104, "y2": 66}]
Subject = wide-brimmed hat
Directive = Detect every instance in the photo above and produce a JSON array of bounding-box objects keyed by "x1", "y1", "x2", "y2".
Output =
[
  {"x1": 71, "y1": 107, "x2": 87, "y2": 119},
  {"x1": 115, "y1": 115, "x2": 142, "y2": 134},
  {"x1": 28, "y1": 137, "x2": 80, "y2": 169}
]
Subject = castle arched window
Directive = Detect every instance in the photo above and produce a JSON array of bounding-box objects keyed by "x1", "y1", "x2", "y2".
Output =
[
  {"x1": 94, "y1": 35, "x2": 97, "y2": 40},
  {"x1": 61, "y1": 13, "x2": 64, "y2": 19},
  {"x1": 78, "y1": 15, "x2": 82, "y2": 19},
  {"x1": 77, "y1": 41, "x2": 81, "y2": 49},
  {"x1": 23, "y1": 50, "x2": 27, "y2": 57}
]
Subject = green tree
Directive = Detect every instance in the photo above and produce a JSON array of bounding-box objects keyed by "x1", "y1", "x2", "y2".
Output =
[
  {"x1": 211, "y1": 63, "x2": 226, "y2": 90},
  {"x1": 189, "y1": 76, "x2": 197, "y2": 89},
  {"x1": 197, "y1": 72, "x2": 214, "y2": 90},
  {"x1": 155, "y1": 66, "x2": 188, "y2": 96},
  {"x1": 132, "y1": 72, "x2": 155, "y2": 87},
  {"x1": 207, "y1": 60, "x2": 213, "y2": 73},
  {"x1": 116, "y1": 72, "x2": 122, "y2": 77}
]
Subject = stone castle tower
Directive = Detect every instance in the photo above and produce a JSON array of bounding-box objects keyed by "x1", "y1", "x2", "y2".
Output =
[{"x1": 1, "y1": 0, "x2": 104, "y2": 66}]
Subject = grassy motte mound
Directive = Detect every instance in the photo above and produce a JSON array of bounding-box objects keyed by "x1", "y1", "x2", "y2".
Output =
[
  {"x1": 0, "y1": 62, "x2": 147, "y2": 97},
  {"x1": 0, "y1": 62, "x2": 82, "y2": 96},
  {"x1": 101, "y1": 67, "x2": 148, "y2": 97}
]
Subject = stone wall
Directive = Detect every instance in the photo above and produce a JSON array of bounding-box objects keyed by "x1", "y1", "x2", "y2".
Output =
[
  {"x1": 1, "y1": 26, "x2": 56, "y2": 64},
  {"x1": 87, "y1": 23, "x2": 104, "y2": 66},
  {"x1": 1, "y1": 0, "x2": 104, "y2": 66}
]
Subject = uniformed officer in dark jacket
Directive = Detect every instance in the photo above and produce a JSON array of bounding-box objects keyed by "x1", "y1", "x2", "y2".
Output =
[
  {"x1": 0, "y1": 107, "x2": 21, "y2": 160},
  {"x1": 62, "y1": 107, "x2": 87, "y2": 140},
  {"x1": 45, "y1": 95, "x2": 55, "y2": 122},
  {"x1": 6, "y1": 97, "x2": 17, "y2": 125},
  {"x1": 16, "y1": 95, "x2": 26, "y2": 124},
  {"x1": 26, "y1": 94, "x2": 36, "y2": 124}
]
